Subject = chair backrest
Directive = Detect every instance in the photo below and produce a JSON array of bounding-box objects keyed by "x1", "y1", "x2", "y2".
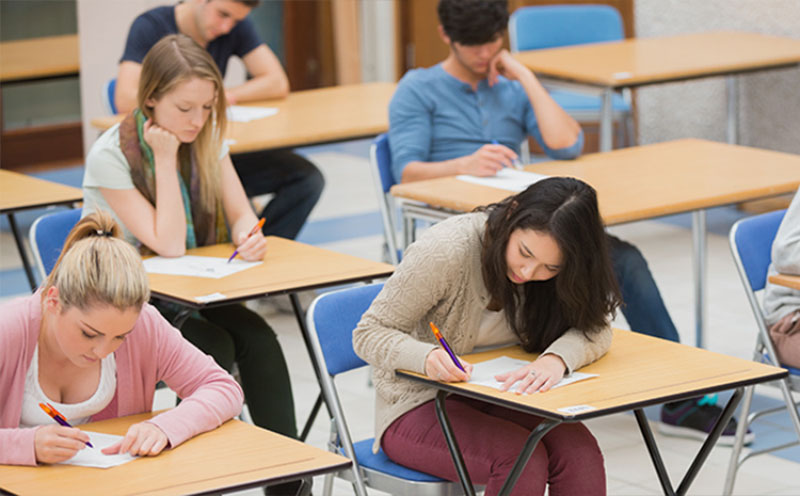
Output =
[
  {"x1": 306, "y1": 283, "x2": 382, "y2": 376},
  {"x1": 103, "y1": 78, "x2": 117, "y2": 115},
  {"x1": 29, "y1": 208, "x2": 82, "y2": 281},
  {"x1": 509, "y1": 5, "x2": 624, "y2": 52},
  {"x1": 370, "y1": 134, "x2": 400, "y2": 265},
  {"x1": 730, "y1": 209, "x2": 786, "y2": 293}
]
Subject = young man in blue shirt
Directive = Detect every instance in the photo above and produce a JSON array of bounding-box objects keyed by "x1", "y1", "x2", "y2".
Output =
[
  {"x1": 390, "y1": 0, "x2": 751, "y2": 445},
  {"x1": 115, "y1": 0, "x2": 323, "y2": 241}
]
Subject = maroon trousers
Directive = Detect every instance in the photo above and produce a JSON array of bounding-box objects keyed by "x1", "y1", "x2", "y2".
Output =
[{"x1": 382, "y1": 396, "x2": 606, "y2": 496}]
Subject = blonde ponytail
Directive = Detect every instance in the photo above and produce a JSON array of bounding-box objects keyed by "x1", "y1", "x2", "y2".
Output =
[{"x1": 44, "y1": 211, "x2": 150, "y2": 311}]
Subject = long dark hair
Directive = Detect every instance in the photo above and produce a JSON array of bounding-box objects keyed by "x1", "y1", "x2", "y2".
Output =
[{"x1": 478, "y1": 177, "x2": 621, "y2": 352}]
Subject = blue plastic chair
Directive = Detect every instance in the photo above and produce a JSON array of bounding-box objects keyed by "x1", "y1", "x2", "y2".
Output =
[
  {"x1": 305, "y1": 283, "x2": 467, "y2": 496},
  {"x1": 29, "y1": 208, "x2": 82, "y2": 281},
  {"x1": 508, "y1": 5, "x2": 633, "y2": 148},
  {"x1": 725, "y1": 209, "x2": 800, "y2": 494},
  {"x1": 102, "y1": 78, "x2": 117, "y2": 115},
  {"x1": 369, "y1": 134, "x2": 401, "y2": 265}
]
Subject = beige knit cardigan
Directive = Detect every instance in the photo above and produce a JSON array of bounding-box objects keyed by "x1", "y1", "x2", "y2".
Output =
[{"x1": 353, "y1": 212, "x2": 613, "y2": 452}]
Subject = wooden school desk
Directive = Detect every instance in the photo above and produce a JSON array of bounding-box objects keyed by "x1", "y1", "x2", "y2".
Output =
[
  {"x1": 397, "y1": 329, "x2": 786, "y2": 496},
  {"x1": 0, "y1": 412, "x2": 350, "y2": 496},
  {"x1": 147, "y1": 237, "x2": 394, "y2": 441},
  {"x1": 769, "y1": 273, "x2": 800, "y2": 291},
  {"x1": 0, "y1": 34, "x2": 79, "y2": 83},
  {"x1": 90, "y1": 82, "x2": 396, "y2": 153},
  {"x1": 0, "y1": 169, "x2": 82, "y2": 291},
  {"x1": 390, "y1": 139, "x2": 800, "y2": 348},
  {"x1": 513, "y1": 31, "x2": 800, "y2": 152}
]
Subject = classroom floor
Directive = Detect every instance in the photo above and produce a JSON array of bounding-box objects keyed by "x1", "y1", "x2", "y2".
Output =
[{"x1": 2, "y1": 139, "x2": 799, "y2": 495}]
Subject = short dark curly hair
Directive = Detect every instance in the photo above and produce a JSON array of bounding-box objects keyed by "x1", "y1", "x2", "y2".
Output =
[{"x1": 437, "y1": 0, "x2": 509, "y2": 46}]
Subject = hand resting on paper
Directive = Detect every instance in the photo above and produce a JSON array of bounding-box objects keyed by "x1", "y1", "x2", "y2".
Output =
[
  {"x1": 424, "y1": 348, "x2": 473, "y2": 382},
  {"x1": 102, "y1": 421, "x2": 169, "y2": 457},
  {"x1": 34, "y1": 424, "x2": 92, "y2": 464},
  {"x1": 495, "y1": 353, "x2": 566, "y2": 394}
]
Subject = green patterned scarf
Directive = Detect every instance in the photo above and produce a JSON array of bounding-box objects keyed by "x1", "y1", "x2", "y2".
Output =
[{"x1": 118, "y1": 109, "x2": 228, "y2": 253}]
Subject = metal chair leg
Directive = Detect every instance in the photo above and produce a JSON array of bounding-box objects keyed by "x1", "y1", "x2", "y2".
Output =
[{"x1": 723, "y1": 385, "x2": 754, "y2": 495}]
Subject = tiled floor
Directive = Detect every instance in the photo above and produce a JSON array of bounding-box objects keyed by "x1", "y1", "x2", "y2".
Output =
[{"x1": 2, "y1": 139, "x2": 799, "y2": 495}]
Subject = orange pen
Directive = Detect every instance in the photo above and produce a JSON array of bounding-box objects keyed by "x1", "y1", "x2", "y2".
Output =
[
  {"x1": 39, "y1": 402, "x2": 94, "y2": 448},
  {"x1": 227, "y1": 217, "x2": 265, "y2": 263}
]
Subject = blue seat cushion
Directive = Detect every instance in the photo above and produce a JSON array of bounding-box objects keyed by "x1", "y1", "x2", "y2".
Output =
[
  {"x1": 345, "y1": 439, "x2": 448, "y2": 483},
  {"x1": 549, "y1": 89, "x2": 630, "y2": 112}
]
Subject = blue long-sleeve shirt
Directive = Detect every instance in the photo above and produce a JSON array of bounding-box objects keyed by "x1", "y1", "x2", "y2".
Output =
[{"x1": 388, "y1": 64, "x2": 583, "y2": 182}]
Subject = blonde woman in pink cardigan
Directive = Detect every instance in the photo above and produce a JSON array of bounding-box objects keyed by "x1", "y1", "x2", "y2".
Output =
[{"x1": 0, "y1": 211, "x2": 243, "y2": 466}]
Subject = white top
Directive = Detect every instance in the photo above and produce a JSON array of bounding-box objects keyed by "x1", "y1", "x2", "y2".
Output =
[
  {"x1": 19, "y1": 344, "x2": 117, "y2": 428},
  {"x1": 474, "y1": 308, "x2": 518, "y2": 349},
  {"x1": 82, "y1": 123, "x2": 230, "y2": 246}
]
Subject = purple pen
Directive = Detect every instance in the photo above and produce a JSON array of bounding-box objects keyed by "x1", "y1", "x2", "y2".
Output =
[
  {"x1": 39, "y1": 402, "x2": 94, "y2": 448},
  {"x1": 429, "y1": 322, "x2": 466, "y2": 373}
]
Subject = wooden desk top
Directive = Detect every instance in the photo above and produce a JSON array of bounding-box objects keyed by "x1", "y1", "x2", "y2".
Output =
[
  {"x1": 0, "y1": 412, "x2": 350, "y2": 496},
  {"x1": 149, "y1": 237, "x2": 394, "y2": 307},
  {"x1": 769, "y1": 273, "x2": 800, "y2": 291},
  {"x1": 0, "y1": 169, "x2": 83, "y2": 214},
  {"x1": 514, "y1": 31, "x2": 800, "y2": 88},
  {"x1": 90, "y1": 82, "x2": 396, "y2": 153},
  {"x1": 0, "y1": 34, "x2": 80, "y2": 83},
  {"x1": 390, "y1": 139, "x2": 800, "y2": 226},
  {"x1": 398, "y1": 329, "x2": 785, "y2": 421}
]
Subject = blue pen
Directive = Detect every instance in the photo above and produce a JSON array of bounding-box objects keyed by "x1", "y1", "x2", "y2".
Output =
[{"x1": 490, "y1": 139, "x2": 523, "y2": 170}]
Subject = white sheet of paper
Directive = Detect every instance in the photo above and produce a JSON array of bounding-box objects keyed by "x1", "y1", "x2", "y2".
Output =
[
  {"x1": 226, "y1": 105, "x2": 278, "y2": 122},
  {"x1": 143, "y1": 255, "x2": 261, "y2": 279},
  {"x1": 467, "y1": 356, "x2": 597, "y2": 392},
  {"x1": 456, "y1": 169, "x2": 549, "y2": 192},
  {"x1": 57, "y1": 431, "x2": 138, "y2": 469}
]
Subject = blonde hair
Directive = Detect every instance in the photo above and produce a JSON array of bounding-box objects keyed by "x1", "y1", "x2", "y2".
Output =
[
  {"x1": 138, "y1": 34, "x2": 228, "y2": 213},
  {"x1": 44, "y1": 211, "x2": 150, "y2": 311}
]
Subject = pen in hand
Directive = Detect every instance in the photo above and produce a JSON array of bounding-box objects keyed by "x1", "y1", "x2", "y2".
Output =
[
  {"x1": 429, "y1": 322, "x2": 466, "y2": 373},
  {"x1": 39, "y1": 402, "x2": 94, "y2": 448},
  {"x1": 490, "y1": 139, "x2": 524, "y2": 170},
  {"x1": 227, "y1": 217, "x2": 266, "y2": 263}
]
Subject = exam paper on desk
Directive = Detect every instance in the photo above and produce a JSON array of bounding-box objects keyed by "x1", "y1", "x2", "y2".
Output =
[
  {"x1": 456, "y1": 169, "x2": 548, "y2": 192},
  {"x1": 57, "y1": 431, "x2": 138, "y2": 469},
  {"x1": 143, "y1": 255, "x2": 262, "y2": 279},
  {"x1": 227, "y1": 105, "x2": 278, "y2": 122},
  {"x1": 468, "y1": 356, "x2": 597, "y2": 392}
]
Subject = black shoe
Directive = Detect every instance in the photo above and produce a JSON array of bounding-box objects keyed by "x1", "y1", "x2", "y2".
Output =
[
  {"x1": 659, "y1": 396, "x2": 754, "y2": 446},
  {"x1": 264, "y1": 477, "x2": 313, "y2": 496}
]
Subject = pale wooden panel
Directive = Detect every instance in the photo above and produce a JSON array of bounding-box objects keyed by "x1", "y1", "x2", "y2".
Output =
[
  {"x1": 0, "y1": 170, "x2": 82, "y2": 213},
  {"x1": 514, "y1": 31, "x2": 800, "y2": 88},
  {"x1": 399, "y1": 329, "x2": 785, "y2": 419},
  {"x1": 0, "y1": 413, "x2": 349, "y2": 496},
  {"x1": 331, "y1": 0, "x2": 362, "y2": 84},
  {"x1": 0, "y1": 34, "x2": 79, "y2": 82},
  {"x1": 390, "y1": 139, "x2": 800, "y2": 226},
  {"x1": 148, "y1": 237, "x2": 394, "y2": 305},
  {"x1": 769, "y1": 274, "x2": 800, "y2": 291},
  {"x1": 90, "y1": 82, "x2": 395, "y2": 153}
]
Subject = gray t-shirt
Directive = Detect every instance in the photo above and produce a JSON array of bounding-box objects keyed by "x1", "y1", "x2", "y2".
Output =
[{"x1": 82, "y1": 123, "x2": 229, "y2": 247}]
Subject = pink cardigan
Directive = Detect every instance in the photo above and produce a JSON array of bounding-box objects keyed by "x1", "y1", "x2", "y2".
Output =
[{"x1": 0, "y1": 292, "x2": 244, "y2": 466}]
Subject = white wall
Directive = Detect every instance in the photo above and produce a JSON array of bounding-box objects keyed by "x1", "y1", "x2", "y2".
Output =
[
  {"x1": 76, "y1": 0, "x2": 245, "y2": 154},
  {"x1": 634, "y1": 0, "x2": 800, "y2": 154}
]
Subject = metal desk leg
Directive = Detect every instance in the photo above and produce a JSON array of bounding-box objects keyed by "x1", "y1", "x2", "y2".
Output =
[
  {"x1": 634, "y1": 388, "x2": 744, "y2": 496},
  {"x1": 434, "y1": 391, "x2": 560, "y2": 496},
  {"x1": 8, "y1": 213, "x2": 37, "y2": 291},
  {"x1": 726, "y1": 76, "x2": 739, "y2": 145},
  {"x1": 289, "y1": 293, "x2": 333, "y2": 441},
  {"x1": 692, "y1": 210, "x2": 707, "y2": 348},
  {"x1": 599, "y1": 88, "x2": 614, "y2": 152}
]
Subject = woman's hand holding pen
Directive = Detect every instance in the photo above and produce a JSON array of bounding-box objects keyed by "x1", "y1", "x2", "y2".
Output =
[
  {"x1": 425, "y1": 348, "x2": 472, "y2": 382},
  {"x1": 496, "y1": 353, "x2": 566, "y2": 394},
  {"x1": 102, "y1": 421, "x2": 169, "y2": 457},
  {"x1": 460, "y1": 144, "x2": 518, "y2": 176},
  {"x1": 143, "y1": 119, "x2": 180, "y2": 164},
  {"x1": 34, "y1": 424, "x2": 92, "y2": 464},
  {"x1": 234, "y1": 228, "x2": 267, "y2": 261}
]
